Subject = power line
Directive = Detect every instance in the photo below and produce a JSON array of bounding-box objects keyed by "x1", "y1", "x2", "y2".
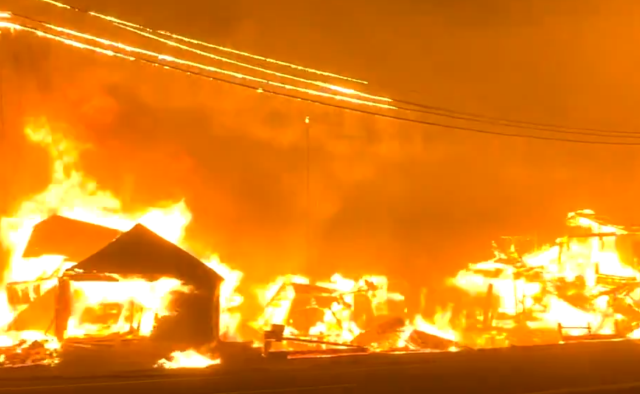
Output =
[
  {"x1": 30, "y1": 0, "x2": 640, "y2": 139},
  {"x1": 10, "y1": 12, "x2": 393, "y2": 110},
  {"x1": 393, "y1": 98, "x2": 640, "y2": 137},
  {"x1": 0, "y1": 31, "x2": 5, "y2": 142},
  {"x1": 27, "y1": 1, "x2": 640, "y2": 140},
  {"x1": 305, "y1": 116, "x2": 311, "y2": 271},
  {"x1": 9, "y1": 22, "x2": 640, "y2": 146},
  {"x1": 390, "y1": 98, "x2": 640, "y2": 139},
  {"x1": 32, "y1": 0, "x2": 368, "y2": 85}
]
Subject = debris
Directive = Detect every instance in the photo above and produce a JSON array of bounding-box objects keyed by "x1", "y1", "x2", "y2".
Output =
[
  {"x1": 407, "y1": 330, "x2": 455, "y2": 351},
  {"x1": 351, "y1": 316, "x2": 405, "y2": 348}
]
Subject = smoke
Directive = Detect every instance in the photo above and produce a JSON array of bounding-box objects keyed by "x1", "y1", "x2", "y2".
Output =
[{"x1": 4, "y1": 0, "x2": 640, "y2": 318}]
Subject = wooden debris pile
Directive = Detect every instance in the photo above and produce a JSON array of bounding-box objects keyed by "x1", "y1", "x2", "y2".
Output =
[{"x1": 0, "y1": 340, "x2": 59, "y2": 367}]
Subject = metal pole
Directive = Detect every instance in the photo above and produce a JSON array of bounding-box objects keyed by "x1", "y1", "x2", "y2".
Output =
[
  {"x1": 305, "y1": 116, "x2": 310, "y2": 269},
  {"x1": 0, "y1": 31, "x2": 5, "y2": 142}
]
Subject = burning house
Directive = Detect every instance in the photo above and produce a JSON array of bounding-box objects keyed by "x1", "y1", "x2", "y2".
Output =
[
  {"x1": 2, "y1": 215, "x2": 224, "y2": 366},
  {"x1": 4, "y1": 119, "x2": 640, "y2": 370},
  {"x1": 57, "y1": 223, "x2": 223, "y2": 345}
]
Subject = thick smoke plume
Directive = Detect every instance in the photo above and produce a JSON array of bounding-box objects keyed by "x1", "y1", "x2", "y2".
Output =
[{"x1": 3, "y1": 0, "x2": 640, "y2": 315}]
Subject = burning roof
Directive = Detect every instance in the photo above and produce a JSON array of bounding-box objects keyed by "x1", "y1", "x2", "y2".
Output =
[
  {"x1": 22, "y1": 215, "x2": 122, "y2": 262},
  {"x1": 4, "y1": 219, "x2": 225, "y2": 365},
  {"x1": 64, "y1": 223, "x2": 223, "y2": 289}
]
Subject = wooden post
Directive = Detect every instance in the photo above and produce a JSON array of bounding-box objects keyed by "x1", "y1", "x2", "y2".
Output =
[
  {"x1": 557, "y1": 242, "x2": 564, "y2": 273},
  {"x1": 54, "y1": 278, "x2": 72, "y2": 342},
  {"x1": 483, "y1": 284, "x2": 494, "y2": 329}
]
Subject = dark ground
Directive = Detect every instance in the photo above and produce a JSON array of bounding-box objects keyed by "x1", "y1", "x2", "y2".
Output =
[{"x1": 2, "y1": 340, "x2": 640, "y2": 394}]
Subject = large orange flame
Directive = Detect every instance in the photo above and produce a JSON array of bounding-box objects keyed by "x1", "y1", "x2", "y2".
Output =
[
  {"x1": 451, "y1": 211, "x2": 640, "y2": 346},
  {"x1": 0, "y1": 120, "x2": 242, "y2": 367}
]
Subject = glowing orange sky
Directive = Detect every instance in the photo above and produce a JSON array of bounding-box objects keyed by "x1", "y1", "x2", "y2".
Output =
[{"x1": 2, "y1": 0, "x2": 640, "y2": 316}]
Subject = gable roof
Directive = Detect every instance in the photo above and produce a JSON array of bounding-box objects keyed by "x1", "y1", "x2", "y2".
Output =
[
  {"x1": 23, "y1": 215, "x2": 122, "y2": 261},
  {"x1": 64, "y1": 224, "x2": 223, "y2": 289}
]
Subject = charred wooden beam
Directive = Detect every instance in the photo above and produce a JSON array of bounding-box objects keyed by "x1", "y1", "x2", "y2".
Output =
[
  {"x1": 556, "y1": 323, "x2": 626, "y2": 342},
  {"x1": 560, "y1": 333, "x2": 625, "y2": 342},
  {"x1": 263, "y1": 324, "x2": 366, "y2": 355},
  {"x1": 407, "y1": 330, "x2": 455, "y2": 351},
  {"x1": 54, "y1": 278, "x2": 72, "y2": 342},
  {"x1": 565, "y1": 232, "x2": 622, "y2": 239},
  {"x1": 5, "y1": 278, "x2": 57, "y2": 309},
  {"x1": 593, "y1": 282, "x2": 640, "y2": 298},
  {"x1": 483, "y1": 284, "x2": 494, "y2": 329},
  {"x1": 351, "y1": 316, "x2": 406, "y2": 348},
  {"x1": 611, "y1": 298, "x2": 640, "y2": 323}
]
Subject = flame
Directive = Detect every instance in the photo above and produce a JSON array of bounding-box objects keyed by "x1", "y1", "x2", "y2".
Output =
[
  {"x1": 253, "y1": 211, "x2": 640, "y2": 353},
  {"x1": 66, "y1": 277, "x2": 189, "y2": 337},
  {"x1": 156, "y1": 349, "x2": 220, "y2": 369},
  {"x1": 254, "y1": 273, "x2": 410, "y2": 347},
  {"x1": 203, "y1": 255, "x2": 244, "y2": 340},
  {"x1": 0, "y1": 121, "x2": 239, "y2": 367},
  {"x1": 450, "y1": 210, "x2": 640, "y2": 347},
  {"x1": 0, "y1": 121, "x2": 191, "y2": 284},
  {"x1": 411, "y1": 309, "x2": 457, "y2": 342}
]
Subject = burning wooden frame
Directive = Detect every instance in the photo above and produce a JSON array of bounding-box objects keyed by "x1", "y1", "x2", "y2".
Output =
[
  {"x1": 1, "y1": 217, "x2": 225, "y2": 366},
  {"x1": 450, "y1": 210, "x2": 640, "y2": 348}
]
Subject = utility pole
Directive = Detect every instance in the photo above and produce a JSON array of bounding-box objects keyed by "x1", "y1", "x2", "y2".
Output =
[
  {"x1": 305, "y1": 116, "x2": 311, "y2": 270},
  {"x1": 0, "y1": 31, "x2": 5, "y2": 142}
]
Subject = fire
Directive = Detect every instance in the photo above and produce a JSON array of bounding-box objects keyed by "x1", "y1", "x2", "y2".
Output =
[
  {"x1": 254, "y1": 273, "x2": 413, "y2": 349},
  {"x1": 203, "y1": 255, "x2": 244, "y2": 340},
  {"x1": 0, "y1": 120, "x2": 240, "y2": 367},
  {"x1": 65, "y1": 277, "x2": 188, "y2": 337},
  {"x1": 1, "y1": 122, "x2": 191, "y2": 284},
  {"x1": 253, "y1": 210, "x2": 640, "y2": 354},
  {"x1": 156, "y1": 349, "x2": 220, "y2": 369},
  {"x1": 450, "y1": 210, "x2": 640, "y2": 347},
  {"x1": 2, "y1": 122, "x2": 640, "y2": 367}
]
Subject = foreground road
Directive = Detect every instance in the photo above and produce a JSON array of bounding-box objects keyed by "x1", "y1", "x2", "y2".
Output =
[{"x1": 2, "y1": 340, "x2": 640, "y2": 394}]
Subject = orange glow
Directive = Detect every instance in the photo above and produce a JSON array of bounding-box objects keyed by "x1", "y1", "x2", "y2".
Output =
[
  {"x1": 66, "y1": 278, "x2": 189, "y2": 337},
  {"x1": 35, "y1": 0, "x2": 367, "y2": 84},
  {"x1": 203, "y1": 255, "x2": 244, "y2": 340},
  {"x1": 0, "y1": 121, "x2": 238, "y2": 367},
  {"x1": 255, "y1": 273, "x2": 413, "y2": 348},
  {"x1": 3, "y1": 120, "x2": 637, "y2": 364},
  {"x1": 0, "y1": 20, "x2": 134, "y2": 60},
  {"x1": 1, "y1": 15, "x2": 394, "y2": 109},
  {"x1": 114, "y1": 23, "x2": 389, "y2": 102},
  {"x1": 156, "y1": 350, "x2": 220, "y2": 369},
  {"x1": 450, "y1": 210, "x2": 640, "y2": 346}
]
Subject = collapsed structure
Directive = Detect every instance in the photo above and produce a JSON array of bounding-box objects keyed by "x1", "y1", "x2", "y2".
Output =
[
  {"x1": 450, "y1": 210, "x2": 640, "y2": 348},
  {"x1": 4, "y1": 208, "x2": 640, "y2": 367},
  {"x1": 251, "y1": 210, "x2": 640, "y2": 355}
]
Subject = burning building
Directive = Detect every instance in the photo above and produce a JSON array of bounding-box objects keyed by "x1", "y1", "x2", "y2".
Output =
[
  {"x1": 1, "y1": 215, "x2": 224, "y2": 367},
  {"x1": 251, "y1": 209, "x2": 640, "y2": 355},
  {"x1": 0, "y1": 122, "x2": 236, "y2": 368},
  {"x1": 450, "y1": 210, "x2": 640, "y2": 348},
  {"x1": 56, "y1": 222, "x2": 222, "y2": 345},
  {"x1": 5, "y1": 121, "x2": 640, "y2": 370}
]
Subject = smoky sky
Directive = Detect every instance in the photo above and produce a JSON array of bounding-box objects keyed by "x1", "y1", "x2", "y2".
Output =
[{"x1": 3, "y1": 0, "x2": 640, "y2": 310}]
